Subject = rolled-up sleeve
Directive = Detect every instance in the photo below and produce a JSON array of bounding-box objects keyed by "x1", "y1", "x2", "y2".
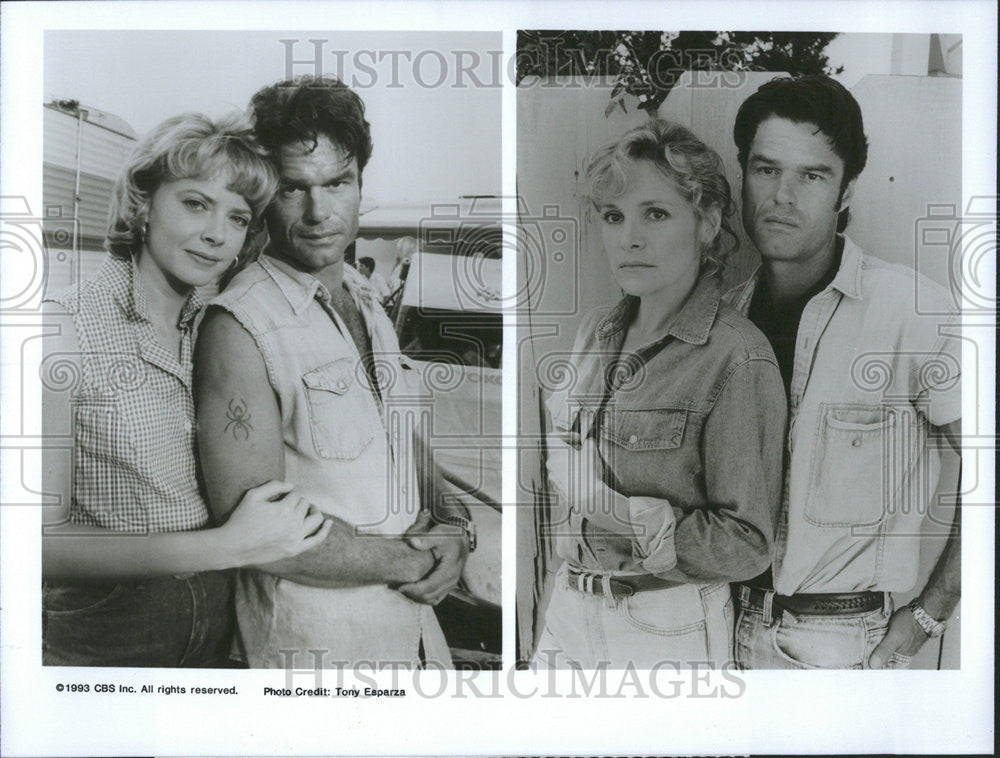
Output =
[
  {"x1": 628, "y1": 495, "x2": 678, "y2": 573},
  {"x1": 912, "y1": 310, "x2": 962, "y2": 427},
  {"x1": 660, "y1": 356, "x2": 786, "y2": 583}
]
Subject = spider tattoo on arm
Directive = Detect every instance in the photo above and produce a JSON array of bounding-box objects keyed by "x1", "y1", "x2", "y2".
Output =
[{"x1": 223, "y1": 398, "x2": 254, "y2": 441}]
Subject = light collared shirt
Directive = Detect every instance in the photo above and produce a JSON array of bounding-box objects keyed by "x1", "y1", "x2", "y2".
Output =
[
  {"x1": 210, "y1": 255, "x2": 449, "y2": 667},
  {"x1": 46, "y1": 254, "x2": 210, "y2": 533},
  {"x1": 546, "y1": 273, "x2": 786, "y2": 583},
  {"x1": 727, "y1": 237, "x2": 961, "y2": 595}
]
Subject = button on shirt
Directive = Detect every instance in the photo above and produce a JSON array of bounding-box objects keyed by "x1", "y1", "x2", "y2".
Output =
[
  {"x1": 727, "y1": 237, "x2": 962, "y2": 595},
  {"x1": 46, "y1": 254, "x2": 210, "y2": 533},
  {"x1": 545, "y1": 274, "x2": 787, "y2": 583}
]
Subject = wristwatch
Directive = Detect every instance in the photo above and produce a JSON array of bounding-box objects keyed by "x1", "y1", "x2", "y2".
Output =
[
  {"x1": 908, "y1": 599, "x2": 947, "y2": 637},
  {"x1": 441, "y1": 515, "x2": 477, "y2": 554}
]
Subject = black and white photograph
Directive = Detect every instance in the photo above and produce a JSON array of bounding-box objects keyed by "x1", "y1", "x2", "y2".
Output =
[
  {"x1": 516, "y1": 30, "x2": 971, "y2": 673},
  {"x1": 0, "y1": 2, "x2": 995, "y2": 756},
  {"x1": 25, "y1": 29, "x2": 502, "y2": 673}
]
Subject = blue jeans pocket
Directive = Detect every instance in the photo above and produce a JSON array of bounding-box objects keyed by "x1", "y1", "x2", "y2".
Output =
[
  {"x1": 42, "y1": 574, "x2": 234, "y2": 668},
  {"x1": 43, "y1": 582, "x2": 124, "y2": 615},
  {"x1": 770, "y1": 612, "x2": 872, "y2": 669}
]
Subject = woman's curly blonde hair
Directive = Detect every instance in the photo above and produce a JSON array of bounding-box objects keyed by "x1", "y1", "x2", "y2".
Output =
[
  {"x1": 105, "y1": 111, "x2": 278, "y2": 270},
  {"x1": 584, "y1": 118, "x2": 738, "y2": 277}
]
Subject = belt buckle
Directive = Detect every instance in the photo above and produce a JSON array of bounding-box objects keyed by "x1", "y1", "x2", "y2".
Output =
[{"x1": 572, "y1": 570, "x2": 596, "y2": 594}]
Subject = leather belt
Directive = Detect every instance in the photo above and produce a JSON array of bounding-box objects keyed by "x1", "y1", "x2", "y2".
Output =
[
  {"x1": 568, "y1": 568, "x2": 680, "y2": 598},
  {"x1": 739, "y1": 584, "x2": 885, "y2": 618}
]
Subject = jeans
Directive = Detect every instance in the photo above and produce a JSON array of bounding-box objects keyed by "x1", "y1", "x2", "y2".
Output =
[
  {"x1": 42, "y1": 571, "x2": 236, "y2": 668},
  {"x1": 533, "y1": 563, "x2": 734, "y2": 669},
  {"x1": 734, "y1": 587, "x2": 913, "y2": 670}
]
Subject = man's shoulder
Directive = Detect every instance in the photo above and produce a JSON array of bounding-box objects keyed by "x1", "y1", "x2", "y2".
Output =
[
  {"x1": 856, "y1": 247, "x2": 957, "y2": 316},
  {"x1": 212, "y1": 261, "x2": 274, "y2": 306},
  {"x1": 209, "y1": 260, "x2": 300, "y2": 328}
]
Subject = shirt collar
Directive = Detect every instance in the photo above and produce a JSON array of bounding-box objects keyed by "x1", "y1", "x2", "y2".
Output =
[
  {"x1": 257, "y1": 253, "x2": 378, "y2": 315},
  {"x1": 258, "y1": 254, "x2": 327, "y2": 314},
  {"x1": 597, "y1": 272, "x2": 722, "y2": 347},
  {"x1": 829, "y1": 235, "x2": 863, "y2": 300},
  {"x1": 113, "y1": 254, "x2": 201, "y2": 329},
  {"x1": 734, "y1": 234, "x2": 862, "y2": 307}
]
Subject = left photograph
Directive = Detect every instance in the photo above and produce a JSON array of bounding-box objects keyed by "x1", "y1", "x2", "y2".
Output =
[{"x1": 38, "y1": 30, "x2": 502, "y2": 670}]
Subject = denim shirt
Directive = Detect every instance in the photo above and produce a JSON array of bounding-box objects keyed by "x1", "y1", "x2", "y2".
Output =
[
  {"x1": 545, "y1": 274, "x2": 786, "y2": 583},
  {"x1": 726, "y1": 237, "x2": 962, "y2": 594},
  {"x1": 210, "y1": 256, "x2": 448, "y2": 667}
]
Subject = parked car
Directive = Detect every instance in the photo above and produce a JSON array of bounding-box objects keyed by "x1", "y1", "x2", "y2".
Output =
[{"x1": 357, "y1": 199, "x2": 501, "y2": 668}]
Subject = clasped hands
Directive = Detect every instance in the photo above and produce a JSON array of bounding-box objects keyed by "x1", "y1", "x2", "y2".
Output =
[{"x1": 397, "y1": 511, "x2": 471, "y2": 606}]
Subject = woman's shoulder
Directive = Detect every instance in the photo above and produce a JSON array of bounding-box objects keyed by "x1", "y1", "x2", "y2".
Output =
[
  {"x1": 710, "y1": 298, "x2": 778, "y2": 366},
  {"x1": 45, "y1": 254, "x2": 127, "y2": 317}
]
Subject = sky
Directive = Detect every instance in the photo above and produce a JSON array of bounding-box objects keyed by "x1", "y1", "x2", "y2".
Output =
[{"x1": 44, "y1": 30, "x2": 502, "y2": 205}]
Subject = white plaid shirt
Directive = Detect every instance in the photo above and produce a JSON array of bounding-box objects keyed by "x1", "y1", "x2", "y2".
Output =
[{"x1": 47, "y1": 254, "x2": 211, "y2": 533}]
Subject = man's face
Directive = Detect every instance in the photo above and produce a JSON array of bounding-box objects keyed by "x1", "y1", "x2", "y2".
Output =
[
  {"x1": 741, "y1": 116, "x2": 854, "y2": 265},
  {"x1": 265, "y1": 134, "x2": 361, "y2": 273}
]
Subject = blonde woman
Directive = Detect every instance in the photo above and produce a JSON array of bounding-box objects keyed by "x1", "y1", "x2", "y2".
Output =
[
  {"x1": 537, "y1": 120, "x2": 786, "y2": 669},
  {"x1": 42, "y1": 113, "x2": 331, "y2": 667}
]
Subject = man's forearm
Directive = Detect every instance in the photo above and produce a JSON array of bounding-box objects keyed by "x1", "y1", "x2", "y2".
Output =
[
  {"x1": 917, "y1": 424, "x2": 963, "y2": 620},
  {"x1": 918, "y1": 503, "x2": 961, "y2": 620},
  {"x1": 251, "y1": 514, "x2": 435, "y2": 587}
]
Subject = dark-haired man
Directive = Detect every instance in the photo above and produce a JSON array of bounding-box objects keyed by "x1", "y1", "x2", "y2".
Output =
[
  {"x1": 729, "y1": 75, "x2": 962, "y2": 670},
  {"x1": 194, "y1": 76, "x2": 471, "y2": 668},
  {"x1": 356, "y1": 255, "x2": 392, "y2": 303}
]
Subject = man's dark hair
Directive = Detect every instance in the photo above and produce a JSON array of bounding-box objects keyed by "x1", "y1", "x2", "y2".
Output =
[
  {"x1": 734, "y1": 75, "x2": 868, "y2": 233},
  {"x1": 357, "y1": 256, "x2": 375, "y2": 273},
  {"x1": 249, "y1": 74, "x2": 373, "y2": 179}
]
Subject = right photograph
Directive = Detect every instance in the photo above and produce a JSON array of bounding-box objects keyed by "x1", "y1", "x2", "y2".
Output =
[{"x1": 516, "y1": 31, "x2": 964, "y2": 670}]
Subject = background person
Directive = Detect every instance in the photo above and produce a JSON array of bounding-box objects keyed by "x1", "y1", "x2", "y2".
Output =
[
  {"x1": 356, "y1": 255, "x2": 392, "y2": 304},
  {"x1": 41, "y1": 112, "x2": 330, "y2": 668},
  {"x1": 537, "y1": 120, "x2": 785, "y2": 668}
]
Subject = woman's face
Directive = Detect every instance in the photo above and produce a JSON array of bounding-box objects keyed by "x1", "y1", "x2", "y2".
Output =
[
  {"x1": 142, "y1": 171, "x2": 253, "y2": 289},
  {"x1": 597, "y1": 161, "x2": 709, "y2": 300}
]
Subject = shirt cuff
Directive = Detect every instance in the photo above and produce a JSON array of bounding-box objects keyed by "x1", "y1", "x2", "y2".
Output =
[{"x1": 627, "y1": 495, "x2": 678, "y2": 573}]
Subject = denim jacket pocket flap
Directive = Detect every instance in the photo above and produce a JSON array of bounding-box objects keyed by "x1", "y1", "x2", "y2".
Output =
[
  {"x1": 824, "y1": 407, "x2": 893, "y2": 434},
  {"x1": 302, "y1": 359, "x2": 375, "y2": 460},
  {"x1": 601, "y1": 408, "x2": 687, "y2": 451},
  {"x1": 302, "y1": 360, "x2": 356, "y2": 395}
]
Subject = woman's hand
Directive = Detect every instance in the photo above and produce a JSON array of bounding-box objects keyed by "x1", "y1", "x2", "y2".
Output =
[
  {"x1": 545, "y1": 434, "x2": 632, "y2": 534},
  {"x1": 220, "y1": 480, "x2": 332, "y2": 567}
]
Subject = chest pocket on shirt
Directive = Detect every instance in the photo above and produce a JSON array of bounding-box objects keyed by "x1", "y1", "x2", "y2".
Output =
[
  {"x1": 805, "y1": 404, "x2": 897, "y2": 528},
  {"x1": 600, "y1": 408, "x2": 687, "y2": 451},
  {"x1": 302, "y1": 358, "x2": 376, "y2": 460}
]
